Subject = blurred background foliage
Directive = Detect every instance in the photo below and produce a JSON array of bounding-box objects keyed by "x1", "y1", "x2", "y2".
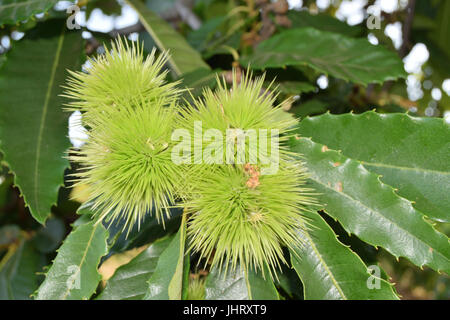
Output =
[{"x1": 0, "y1": 0, "x2": 448, "y2": 299}]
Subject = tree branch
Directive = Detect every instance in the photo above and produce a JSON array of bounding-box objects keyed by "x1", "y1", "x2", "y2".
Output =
[{"x1": 400, "y1": 0, "x2": 416, "y2": 57}]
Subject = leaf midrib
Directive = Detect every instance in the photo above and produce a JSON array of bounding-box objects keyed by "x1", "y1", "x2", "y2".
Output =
[
  {"x1": 61, "y1": 223, "x2": 98, "y2": 300},
  {"x1": 309, "y1": 173, "x2": 450, "y2": 263},
  {"x1": 33, "y1": 26, "x2": 66, "y2": 220},
  {"x1": 300, "y1": 229, "x2": 347, "y2": 300},
  {"x1": 362, "y1": 161, "x2": 450, "y2": 176}
]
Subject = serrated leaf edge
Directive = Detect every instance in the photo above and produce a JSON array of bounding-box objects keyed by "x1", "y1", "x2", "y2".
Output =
[
  {"x1": 296, "y1": 136, "x2": 450, "y2": 274},
  {"x1": 32, "y1": 221, "x2": 109, "y2": 300}
]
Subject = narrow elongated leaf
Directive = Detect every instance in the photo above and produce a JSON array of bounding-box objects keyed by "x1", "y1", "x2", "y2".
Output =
[
  {"x1": 0, "y1": 239, "x2": 42, "y2": 299},
  {"x1": 297, "y1": 111, "x2": 450, "y2": 222},
  {"x1": 0, "y1": 20, "x2": 84, "y2": 223},
  {"x1": 96, "y1": 236, "x2": 173, "y2": 300},
  {"x1": 205, "y1": 266, "x2": 279, "y2": 300},
  {"x1": 241, "y1": 28, "x2": 406, "y2": 86},
  {"x1": 168, "y1": 212, "x2": 188, "y2": 300},
  {"x1": 429, "y1": 0, "x2": 450, "y2": 58},
  {"x1": 290, "y1": 137, "x2": 450, "y2": 274},
  {"x1": 125, "y1": 0, "x2": 210, "y2": 76},
  {"x1": 290, "y1": 210, "x2": 398, "y2": 300},
  {"x1": 144, "y1": 214, "x2": 188, "y2": 300},
  {"x1": 246, "y1": 269, "x2": 279, "y2": 300},
  {"x1": 35, "y1": 221, "x2": 109, "y2": 300},
  {"x1": 0, "y1": 0, "x2": 58, "y2": 25}
]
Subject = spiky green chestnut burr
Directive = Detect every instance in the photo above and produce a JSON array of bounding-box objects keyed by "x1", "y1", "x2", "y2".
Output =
[
  {"x1": 71, "y1": 99, "x2": 184, "y2": 231},
  {"x1": 181, "y1": 72, "x2": 316, "y2": 277},
  {"x1": 65, "y1": 39, "x2": 184, "y2": 231},
  {"x1": 186, "y1": 163, "x2": 315, "y2": 278},
  {"x1": 187, "y1": 277, "x2": 206, "y2": 300},
  {"x1": 176, "y1": 71, "x2": 298, "y2": 168},
  {"x1": 63, "y1": 37, "x2": 179, "y2": 127}
]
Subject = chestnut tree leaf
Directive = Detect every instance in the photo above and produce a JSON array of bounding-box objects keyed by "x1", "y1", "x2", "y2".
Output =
[
  {"x1": 0, "y1": 238, "x2": 43, "y2": 299},
  {"x1": 290, "y1": 137, "x2": 450, "y2": 274},
  {"x1": 297, "y1": 111, "x2": 450, "y2": 222},
  {"x1": 242, "y1": 28, "x2": 407, "y2": 86},
  {"x1": 290, "y1": 210, "x2": 399, "y2": 300},
  {"x1": 205, "y1": 265, "x2": 279, "y2": 300},
  {"x1": 125, "y1": 0, "x2": 210, "y2": 76},
  {"x1": 144, "y1": 213, "x2": 189, "y2": 300},
  {"x1": 35, "y1": 220, "x2": 109, "y2": 300},
  {"x1": 96, "y1": 236, "x2": 173, "y2": 300},
  {"x1": 0, "y1": 0, "x2": 58, "y2": 25},
  {"x1": 0, "y1": 20, "x2": 84, "y2": 223}
]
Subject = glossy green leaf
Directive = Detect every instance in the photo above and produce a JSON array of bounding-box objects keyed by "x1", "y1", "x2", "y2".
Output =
[
  {"x1": 277, "y1": 81, "x2": 316, "y2": 96},
  {"x1": 0, "y1": 239, "x2": 43, "y2": 299},
  {"x1": 77, "y1": 203, "x2": 182, "y2": 256},
  {"x1": 0, "y1": 20, "x2": 84, "y2": 224},
  {"x1": 290, "y1": 137, "x2": 450, "y2": 274},
  {"x1": 168, "y1": 212, "x2": 188, "y2": 300},
  {"x1": 109, "y1": 212, "x2": 182, "y2": 254},
  {"x1": 286, "y1": 11, "x2": 363, "y2": 37},
  {"x1": 205, "y1": 266, "x2": 279, "y2": 300},
  {"x1": 429, "y1": 0, "x2": 450, "y2": 57},
  {"x1": 86, "y1": 0, "x2": 121, "y2": 20},
  {"x1": 145, "y1": 0, "x2": 177, "y2": 14},
  {"x1": 32, "y1": 218, "x2": 65, "y2": 253},
  {"x1": 291, "y1": 99, "x2": 328, "y2": 119},
  {"x1": 290, "y1": 210, "x2": 398, "y2": 300},
  {"x1": 125, "y1": 0, "x2": 210, "y2": 76},
  {"x1": 297, "y1": 111, "x2": 450, "y2": 222},
  {"x1": 186, "y1": 14, "x2": 241, "y2": 59},
  {"x1": 274, "y1": 265, "x2": 303, "y2": 299},
  {"x1": 0, "y1": 0, "x2": 58, "y2": 25},
  {"x1": 180, "y1": 68, "x2": 218, "y2": 88},
  {"x1": 241, "y1": 28, "x2": 407, "y2": 86},
  {"x1": 186, "y1": 16, "x2": 226, "y2": 53},
  {"x1": 96, "y1": 236, "x2": 173, "y2": 300},
  {"x1": 35, "y1": 221, "x2": 109, "y2": 300},
  {"x1": 144, "y1": 213, "x2": 188, "y2": 300}
]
